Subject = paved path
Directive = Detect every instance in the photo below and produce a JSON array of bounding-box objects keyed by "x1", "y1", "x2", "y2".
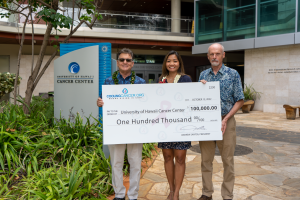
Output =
[
  {"x1": 235, "y1": 111, "x2": 300, "y2": 133},
  {"x1": 134, "y1": 111, "x2": 300, "y2": 200},
  {"x1": 237, "y1": 127, "x2": 300, "y2": 144}
]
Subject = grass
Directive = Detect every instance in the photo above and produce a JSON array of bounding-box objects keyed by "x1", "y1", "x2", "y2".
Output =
[{"x1": 0, "y1": 97, "x2": 158, "y2": 199}]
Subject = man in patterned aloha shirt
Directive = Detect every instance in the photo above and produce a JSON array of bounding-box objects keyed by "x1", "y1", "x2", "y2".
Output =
[
  {"x1": 97, "y1": 48, "x2": 145, "y2": 200},
  {"x1": 197, "y1": 43, "x2": 244, "y2": 200}
]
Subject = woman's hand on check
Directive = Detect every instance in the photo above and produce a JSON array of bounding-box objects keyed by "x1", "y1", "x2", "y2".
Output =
[
  {"x1": 97, "y1": 97, "x2": 104, "y2": 107},
  {"x1": 200, "y1": 80, "x2": 207, "y2": 84}
]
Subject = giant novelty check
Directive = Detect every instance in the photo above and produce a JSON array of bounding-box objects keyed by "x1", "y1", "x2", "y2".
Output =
[{"x1": 102, "y1": 82, "x2": 222, "y2": 144}]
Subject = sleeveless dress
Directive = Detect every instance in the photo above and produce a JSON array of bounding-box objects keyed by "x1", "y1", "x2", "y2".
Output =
[{"x1": 157, "y1": 75, "x2": 192, "y2": 150}]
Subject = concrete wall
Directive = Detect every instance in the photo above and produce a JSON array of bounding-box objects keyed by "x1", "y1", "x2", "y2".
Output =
[
  {"x1": 19, "y1": 55, "x2": 58, "y2": 98},
  {"x1": 0, "y1": 44, "x2": 59, "y2": 99},
  {"x1": 244, "y1": 45, "x2": 300, "y2": 113},
  {"x1": 1, "y1": 45, "x2": 196, "y2": 100}
]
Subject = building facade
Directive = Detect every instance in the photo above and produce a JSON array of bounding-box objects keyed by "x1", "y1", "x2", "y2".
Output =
[
  {"x1": 1, "y1": 0, "x2": 212, "y2": 102},
  {"x1": 193, "y1": 0, "x2": 300, "y2": 113}
]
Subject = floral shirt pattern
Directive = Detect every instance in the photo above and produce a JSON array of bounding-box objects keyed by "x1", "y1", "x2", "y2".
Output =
[
  {"x1": 199, "y1": 64, "x2": 244, "y2": 116},
  {"x1": 104, "y1": 72, "x2": 146, "y2": 85},
  {"x1": 100, "y1": 72, "x2": 145, "y2": 99}
]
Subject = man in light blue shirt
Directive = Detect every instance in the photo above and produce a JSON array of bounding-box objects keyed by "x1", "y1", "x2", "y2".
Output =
[{"x1": 197, "y1": 43, "x2": 244, "y2": 200}]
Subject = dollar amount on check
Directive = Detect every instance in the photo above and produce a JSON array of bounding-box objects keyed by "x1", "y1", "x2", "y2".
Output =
[{"x1": 102, "y1": 82, "x2": 222, "y2": 144}]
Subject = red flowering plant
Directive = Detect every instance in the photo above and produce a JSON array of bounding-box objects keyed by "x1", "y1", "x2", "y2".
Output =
[{"x1": 159, "y1": 78, "x2": 167, "y2": 83}]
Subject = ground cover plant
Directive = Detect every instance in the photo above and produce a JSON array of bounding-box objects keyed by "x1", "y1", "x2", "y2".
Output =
[{"x1": 0, "y1": 97, "x2": 157, "y2": 199}]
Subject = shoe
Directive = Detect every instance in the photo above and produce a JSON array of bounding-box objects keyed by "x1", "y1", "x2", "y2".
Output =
[
  {"x1": 198, "y1": 195, "x2": 212, "y2": 200},
  {"x1": 129, "y1": 199, "x2": 137, "y2": 200},
  {"x1": 113, "y1": 198, "x2": 125, "y2": 200}
]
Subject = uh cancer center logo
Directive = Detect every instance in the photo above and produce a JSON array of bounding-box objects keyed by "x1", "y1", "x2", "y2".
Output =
[
  {"x1": 68, "y1": 62, "x2": 80, "y2": 74},
  {"x1": 106, "y1": 88, "x2": 144, "y2": 99}
]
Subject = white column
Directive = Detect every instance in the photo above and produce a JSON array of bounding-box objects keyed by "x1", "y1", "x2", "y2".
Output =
[{"x1": 171, "y1": 0, "x2": 181, "y2": 33}]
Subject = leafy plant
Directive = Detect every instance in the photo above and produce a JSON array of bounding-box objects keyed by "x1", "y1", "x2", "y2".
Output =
[
  {"x1": 13, "y1": 160, "x2": 110, "y2": 199},
  {"x1": 0, "y1": 128, "x2": 23, "y2": 172},
  {"x1": 243, "y1": 83, "x2": 262, "y2": 101},
  {"x1": 0, "y1": 98, "x2": 158, "y2": 199},
  {"x1": 0, "y1": 72, "x2": 21, "y2": 99}
]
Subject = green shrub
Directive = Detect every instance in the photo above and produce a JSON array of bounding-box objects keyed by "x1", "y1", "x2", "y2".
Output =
[
  {"x1": 243, "y1": 83, "x2": 262, "y2": 101},
  {"x1": 0, "y1": 72, "x2": 21, "y2": 99},
  {"x1": 0, "y1": 98, "x2": 158, "y2": 199}
]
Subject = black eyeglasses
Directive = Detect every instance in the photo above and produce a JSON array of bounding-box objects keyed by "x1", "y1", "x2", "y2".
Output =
[{"x1": 118, "y1": 58, "x2": 133, "y2": 62}]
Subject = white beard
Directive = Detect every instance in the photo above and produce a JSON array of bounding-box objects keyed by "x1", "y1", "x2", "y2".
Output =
[{"x1": 211, "y1": 61, "x2": 219, "y2": 67}]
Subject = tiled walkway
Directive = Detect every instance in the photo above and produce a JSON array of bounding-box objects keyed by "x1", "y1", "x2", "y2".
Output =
[{"x1": 135, "y1": 111, "x2": 300, "y2": 200}]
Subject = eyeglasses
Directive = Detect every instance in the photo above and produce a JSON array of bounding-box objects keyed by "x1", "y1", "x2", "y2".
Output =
[{"x1": 118, "y1": 58, "x2": 133, "y2": 62}]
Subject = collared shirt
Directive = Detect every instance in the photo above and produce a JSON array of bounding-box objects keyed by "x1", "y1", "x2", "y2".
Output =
[
  {"x1": 104, "y1": 72, "x2": 146, "y2": 85},
  {"x1": 199, "y1": 64, "x2": 244, "y2": 116}
]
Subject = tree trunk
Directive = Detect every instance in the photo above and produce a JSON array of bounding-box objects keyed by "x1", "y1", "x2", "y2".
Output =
[
  {"x1": 23, "y1": 22, "x2": 53, "y2": 114},
  {"x1": 13, "y1": 13, "x2": 30, "y2": 105},
  {"x1": 21, "y1": 0, "x2": 104, "y2": 114}
]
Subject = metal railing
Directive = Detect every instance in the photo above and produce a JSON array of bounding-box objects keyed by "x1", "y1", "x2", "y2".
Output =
[{"x1": 63, "y1": 9, "x2": 194, "y2": 34}]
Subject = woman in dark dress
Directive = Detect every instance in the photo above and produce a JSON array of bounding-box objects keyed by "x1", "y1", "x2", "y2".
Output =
[{"x1": 158, "y1": 50, "x2": 192, "y2": 200}]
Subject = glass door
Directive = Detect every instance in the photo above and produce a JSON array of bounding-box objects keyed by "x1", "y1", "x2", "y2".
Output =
[
  {"x1": 147, "y1": 72, "x2": 156, "y2": 83},
  {"x1": 145, "y1": 71, "x2": 162, "y2": 83},
  {"x1": 135, "y1": 72, "x2": 145, "y2": 80}
]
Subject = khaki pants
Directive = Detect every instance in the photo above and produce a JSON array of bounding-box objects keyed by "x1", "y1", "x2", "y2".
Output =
[
  {"x1": 199, "y1": 116, "x2": 236, "y2": 199},
  {"x1": 108, "y1": 143, "x2": 143, "y2": 199}
]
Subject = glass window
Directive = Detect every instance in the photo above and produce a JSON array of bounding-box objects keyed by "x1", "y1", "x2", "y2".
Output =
[
  {"x1": 0, "y1": 56, "x2": 9, "y2": 72},
  {"x1": 298, "y1": 0, "x2": 300, "y2": 32},
  {"x1": 134, "y1": 55, "x2": 164, "y2": 64},
  {"x1": 258, "y1": 0, "x2": 296, "y2": 37},
  {"x1": 196, "y1": 0, "x2": 223, "y2": 44},
  {"x1": 148, "y1": 73, "x2": 156, "y2": 83},
  {"x1": 133, "y1": 55, "x2": 146, "y2": 63},
  {"x1": 145, "y1": 55, "x2": 164, "y2": 64},
  {"x1": 136, "y1": 73, "x2": 144, "y2": 79},
  {"x1": 226, "y1": 0, "x2": 256, "y2": 41}
]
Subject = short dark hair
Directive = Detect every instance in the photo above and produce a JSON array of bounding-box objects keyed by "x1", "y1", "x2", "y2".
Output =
[{"x1": 117, "y1": 48, "x2": 134, "y2": 59}]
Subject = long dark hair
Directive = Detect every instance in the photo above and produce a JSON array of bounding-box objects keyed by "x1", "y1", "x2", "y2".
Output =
[{"x1": 159, "y1": 50, "x2": 186, "y2": 81}]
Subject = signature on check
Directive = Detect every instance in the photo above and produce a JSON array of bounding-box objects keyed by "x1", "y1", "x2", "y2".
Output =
[{"x1": 180, "y1": 125, "x2": 206, "y2": 131}]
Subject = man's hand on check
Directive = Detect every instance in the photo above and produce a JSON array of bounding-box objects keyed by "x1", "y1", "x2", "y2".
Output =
[
  {"x1": 97, "y1": 97, "x2": 104, "y2": 107},
  {"x1": 200, "y1": 80, "x2": 207, "y2": 84}
]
